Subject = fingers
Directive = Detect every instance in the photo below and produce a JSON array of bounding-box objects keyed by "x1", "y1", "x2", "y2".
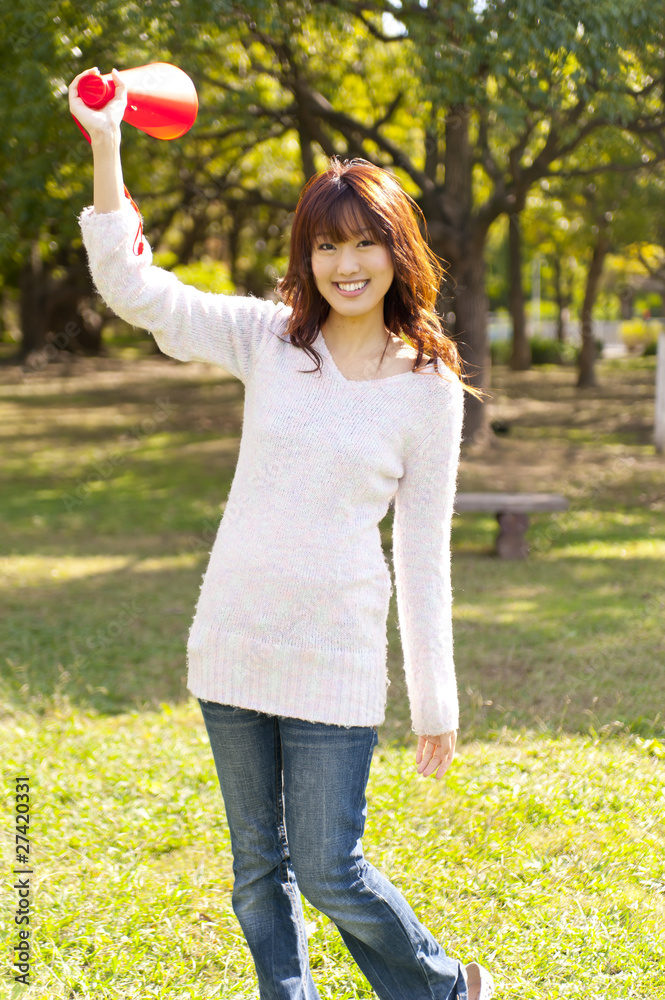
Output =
[
  {"x1": 416, "y1": 735, "x2": 455, "y2": 780},
  {"x1": 69, "y1": 66, "x2": 100, "y2": 93},
  {"x1": 109, "y1": 69, "x2": 128, "y2": 115},
  {"x1": 110, "y1": 68, "x2": 127, "y2": 98},
  {"x1": 425, "y1": 750, "x2": 452, "y2": 780},
  {"x1": 73, "y1": 66, "x2": 100, "y2": 84},
  {"x1": 418, "y1": 748, "x2": 447, "y2": 779},
  {"x1": 68, "y1": 67, "x2": 100, "y2": 112},
  {"x1": 416, "y1": 737, "x2": 434, "y2": 774}
]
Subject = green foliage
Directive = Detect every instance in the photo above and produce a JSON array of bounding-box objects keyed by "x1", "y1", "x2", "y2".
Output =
[
  {"x1": 524, "y1": 298, "x2": 559, "y2": 321},
  {"x1": 529, "y1": 335, "x2": 578, "y2": 365},
  {"x1": 593, "y1": 292, "x2": 622, "y2": 321},
  {"x1": 620, "y1": 318, "x2": 664, "y2": 353},
  {"x1": 0, "y1": 0, "x2": 306, "y2": 286},
  {"x1": 2, "y1": 0, "x2": 665, "y2": 384},
  {"x1": 491, "y1": 334, "x2": 601, "y2": 365},
  {"x1": 171, "y1": 259, "x2": 235, "y2": 294},
  {"x1": 490, "y1": 337, "x2": 512, "y2": 365},
  {"x1": 634, "y1": 292, "x2": 664, "y2": 318}
]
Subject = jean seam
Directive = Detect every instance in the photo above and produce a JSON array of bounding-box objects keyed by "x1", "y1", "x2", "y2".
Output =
[
  {"x1": 274, "y1": 718, "x2": 288, "y2": 880},
  {"x1": 275, "y1": 717, "x2": 311, "y2": 967},
  {"x1": 353, "y1": 858, "x2": 439, "y2": 1000}
]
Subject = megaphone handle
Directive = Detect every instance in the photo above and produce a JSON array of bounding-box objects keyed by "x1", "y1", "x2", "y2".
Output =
[{"x1": 77, "y1": 74, "x2": 116, "y2": 109}]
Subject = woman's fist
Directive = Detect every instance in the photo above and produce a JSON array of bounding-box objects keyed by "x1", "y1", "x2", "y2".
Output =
[{"x1": 69, "y1": 67, "x2": 128, "y2": 142}]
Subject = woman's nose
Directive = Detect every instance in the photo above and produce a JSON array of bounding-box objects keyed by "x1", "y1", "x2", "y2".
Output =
[{"x1": 335, "y1": 250, "x2": 362, "y2": 275}]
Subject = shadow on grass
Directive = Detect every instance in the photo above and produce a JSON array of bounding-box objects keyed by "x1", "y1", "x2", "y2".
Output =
[
  {"x1": 3, "y1": 540, "x2": 663, "y2": 750},
  {"x1": 2, "y1": 354, "x2": 663, "y2": 750}
]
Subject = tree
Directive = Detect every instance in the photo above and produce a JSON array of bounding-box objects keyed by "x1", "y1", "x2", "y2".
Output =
[
  {"x1": 542, "y1": 128, "x2": 665, "y2": 385},
  {"x1": 0, "y1": 1, "x2": 155, "y2": 363},
  {"x1": 0, "y1": 0, "x2": 303, "y2": 364},
  {"x1": 299, "y1": 0, "x2": 665, "y2": 440},
  {"x1": 512, "y1": 187, "x2": 588, "y2": 349},
  {"x1": 3, "y1": 0, "x2": 665, "y2": 440}
]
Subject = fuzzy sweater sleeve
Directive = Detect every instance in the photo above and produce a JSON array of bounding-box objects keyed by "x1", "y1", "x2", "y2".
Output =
[
  {"x1": 78, "y1": 199, "x2": 290, "y2": 382},
  {"x1": 392, "y1": 373, "x2": 465, "y2": 738}
]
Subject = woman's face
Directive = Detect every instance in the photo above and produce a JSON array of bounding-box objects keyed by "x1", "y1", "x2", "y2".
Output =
[{"x1": 310, "y1": 229, "x2": 394, "y2": 317}]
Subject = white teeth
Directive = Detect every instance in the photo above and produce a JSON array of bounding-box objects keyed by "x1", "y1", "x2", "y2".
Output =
[{"x1": 336, "y1": 280, "x2": 369, "y2": 291}]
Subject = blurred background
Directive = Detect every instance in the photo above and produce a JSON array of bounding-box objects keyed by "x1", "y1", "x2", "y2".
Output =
[
  {"x1": 2, "y1": 0, "x2": 665, "y2": 418},
  {"x1": 1, "y1": 3, "x2": 664, "y2": 997}
]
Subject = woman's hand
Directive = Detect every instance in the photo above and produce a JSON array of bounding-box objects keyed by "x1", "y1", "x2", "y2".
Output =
[
  {"x1": 415, "y1": 730, "x2": 456, "y2": 779},
  {"x1": 69, "y1": 67, "x2": 128, "y2": 143}
]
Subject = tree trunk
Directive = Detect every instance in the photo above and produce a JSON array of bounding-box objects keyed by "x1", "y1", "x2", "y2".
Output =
[
  {"x1": 508, "y1": 211, "x2": 530, "y2": 369},
  {"x1": 18, "y1": 242, "x2": 49, "y2": 362},
  {"x1": 228, "y1": 207, "x2": 243, "y2": 288},
  {"x1": 17, "y1": 249, "x2": 105, "y2": 367},
  {"x1": 553, "y1": 255, "x2": 568, "y2": 343},
  {"x1": 47, "y1": 287, "x2": 104, "y2": 356},
  {"x1": 177, "y1": 210, "x2": 210, "y2": 265},
  {"x1": 577, "y1": 229, "x2": 611, "y2": 388},
  {"x1": 436, "y1": 103, "x2": 491, "y2": 446},
  {"x1": 619, "y1": 284, "x2": 633, "y2": 319},
  {"x1": 449, "y1": 246, "x2": 492, "y2": 446}
]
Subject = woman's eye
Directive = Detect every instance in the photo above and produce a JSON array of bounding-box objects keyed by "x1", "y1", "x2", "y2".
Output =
[{"x1": 317, "y1": 240, "x2": 373, "y2": 250}]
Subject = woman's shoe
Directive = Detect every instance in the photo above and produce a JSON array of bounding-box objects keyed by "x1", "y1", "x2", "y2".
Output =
[{"x1": 465, "y1": 960, "x2": 494, "y2": 1000}]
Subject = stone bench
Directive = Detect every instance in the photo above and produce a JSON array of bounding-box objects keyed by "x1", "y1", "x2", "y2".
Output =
[{"x1": 454, "y1": 492, "x2": 570, "y2": 558}]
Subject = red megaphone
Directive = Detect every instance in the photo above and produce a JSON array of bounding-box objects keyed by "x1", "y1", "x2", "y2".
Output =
[{"x1": 73, "y1": 62, "x2": 198, "y2": 143}]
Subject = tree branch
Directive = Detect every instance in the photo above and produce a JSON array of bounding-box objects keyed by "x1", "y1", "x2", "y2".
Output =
[
  {"x1": 196, "y1": 72, "x2": 247, "y2": 95},
  {"x1": 353, "y1": 8, "x2": 406, "y2": 42},
  {"x1": 374, "y1": 89, "x2": 404, "y2": 130},
  {"x1": 304, "y1": 96, "x2": 433, "y2": 191},
  {"x1": 636, "y1": 247, "x2": 665, "y2": 282}
]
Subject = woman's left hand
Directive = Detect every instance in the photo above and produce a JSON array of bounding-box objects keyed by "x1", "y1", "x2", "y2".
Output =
[{"x1": 415, "y1": 730, "x2": 457, "y2": 779}]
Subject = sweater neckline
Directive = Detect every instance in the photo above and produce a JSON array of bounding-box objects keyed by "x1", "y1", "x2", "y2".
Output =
[{"x1": 316, "y1": 329, "x2": 422, "y2": 385}]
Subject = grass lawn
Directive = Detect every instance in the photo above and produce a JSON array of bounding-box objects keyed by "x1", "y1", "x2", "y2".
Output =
[{"x1": 1, "y1": 345, "x2": 664, "y2": 998}]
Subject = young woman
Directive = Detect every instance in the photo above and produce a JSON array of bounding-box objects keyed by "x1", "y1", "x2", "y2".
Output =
[{"x1": 69, "y1": 67, "x2": 494, "y2": 1000}]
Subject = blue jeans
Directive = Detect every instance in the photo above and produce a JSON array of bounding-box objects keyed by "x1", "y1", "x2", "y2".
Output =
[{"x1": 198, "y1": 699, "x2": 469, "y2": 1000}]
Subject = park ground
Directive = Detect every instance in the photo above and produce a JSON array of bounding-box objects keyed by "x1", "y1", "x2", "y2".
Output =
[{"x1": 1, "y1": 349, "x2": 664, "y2": 998}]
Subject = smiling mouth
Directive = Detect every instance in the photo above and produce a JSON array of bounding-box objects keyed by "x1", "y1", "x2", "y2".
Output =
[{"x1": 334, "y1": 279, "x2": 370, "y2": 292}]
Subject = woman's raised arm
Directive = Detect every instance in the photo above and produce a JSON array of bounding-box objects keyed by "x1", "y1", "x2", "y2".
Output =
[
  {"x1": 69, "y1": 68, "x2": 290, "y2": 383},
  {"x1": 69, "y1": 66, "x2": 126, "y2": 213}
]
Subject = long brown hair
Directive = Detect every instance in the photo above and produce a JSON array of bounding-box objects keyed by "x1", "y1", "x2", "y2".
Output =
[{"x1": 275, "y1": 156, "x2": 484, "y2": 399}]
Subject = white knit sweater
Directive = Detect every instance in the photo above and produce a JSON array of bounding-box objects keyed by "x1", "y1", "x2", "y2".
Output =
[{"x1": 78, "y1": 198, "x2": 465, "y2": 736}]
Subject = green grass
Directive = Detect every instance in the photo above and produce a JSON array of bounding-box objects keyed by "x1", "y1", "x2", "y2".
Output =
[
  {"x1": 1, "y1": 350, "x2": 664, "y2": 998},
  {"x1": 2, "y1": 706, "x2": 664, "y2": 999}
]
